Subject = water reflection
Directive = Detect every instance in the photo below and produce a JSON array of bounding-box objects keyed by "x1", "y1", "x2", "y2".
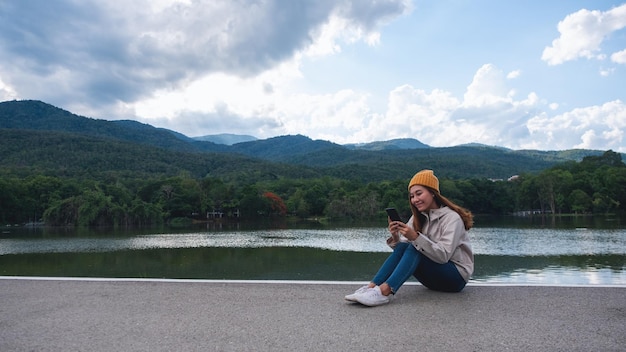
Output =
[
  {"x1": 470, "y1": 227, "x2": 625, "y2": 256},
  {"x1": 473, "y1": 255, "x2": 625, "y2": 285},
  {"x1": 2, "y1": 227, "x2": 624, "y2": 256},
  {"x1": 1, "y1": 219, "x2": 625, "y2": 285}
]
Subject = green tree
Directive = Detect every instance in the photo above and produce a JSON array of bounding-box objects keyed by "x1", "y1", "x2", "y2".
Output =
[
  {"x1": 22, "y1": 175, "x2": 63, "y2": 223},
  {"x1": 568, "y1": 189, "x2": 591, "y2": 214},
  {"x1": 534, "y1": 169, "x2": 574, "y2": 214},
  {"x1": 286, "y1": 188, "x2": 310, "y2": 217},
  {"x1": 0, "y1": 177, "x2": 24, "y2": 223},
  {"x1": 304, "y1": 182, "x2": 329, "y2": 216},
  {"x1": 238, "y1": 185, "x2": 265, "y2": 218},
  {"x1": 515, "y1": 174, "x2": 541, "y2": 212},
  {"x1": 604, "y1": 167, "x2": 626, "y2": 211},
  {"x1": 44, "y1": 196, "x2": 80, "y2": 226},
  {"x1": 77, "y1": 187, "x2": 118, "y2": 226}
]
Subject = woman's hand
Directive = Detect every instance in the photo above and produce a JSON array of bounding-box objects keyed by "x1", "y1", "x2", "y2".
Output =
[
  {"x1": 387, "y1": 218, "x2": 400, "y2": 242},
  {"x1": 388, "y1": 220, "x2": 419, "y2": 241}
]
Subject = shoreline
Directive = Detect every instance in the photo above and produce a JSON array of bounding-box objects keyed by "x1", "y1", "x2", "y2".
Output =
[{"x1": 2, "y1": 275, "x2": 626, "y2": 288}]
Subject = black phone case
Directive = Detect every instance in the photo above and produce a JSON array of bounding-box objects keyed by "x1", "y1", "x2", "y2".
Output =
[{"x1": 385, "y1": 208, "x2": 403, "y2": 222}]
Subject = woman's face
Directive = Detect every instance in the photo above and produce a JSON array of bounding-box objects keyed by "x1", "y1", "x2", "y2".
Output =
[{"x1": 409, "y1": 185, "x2": 438, "y2": 212}]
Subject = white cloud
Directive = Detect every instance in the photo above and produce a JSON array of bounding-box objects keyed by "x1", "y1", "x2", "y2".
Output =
[
  {"x1": 305, "y1": 16, "x2": 348, "y2": 57},
  {"x1": 304, "y1": 0, "x2": 414, "y2": 57},
  {"x1": 541, "y1": 4, "x2": 626, "y2": 65},
  {"x1": 611, "y1": 49, "x2": 626, "y2": 64},
  {"x1": 347, "y1": 65, "x2": 541, "y2": 148},
  {"x1": 600, "y1": 67, "x2": 616, "y2": 76},
  {"x1": 282, "y1": 89, "x2": 373, "y2": 141},
  {"x1": 506, "y1": 70, "x2": 521, "y2": 79},
  {"x1": 0, "y1": 76, "x2": 18, "y2": 101},
  {"x1": 463, "y1": 64, "x2": 512, "y2": 107},
  {"x1": 386, "y1": 85, "x2": 459, "y2": 127},
  {"x1": 355, "y1": 65, "x2": 625, "y2": 152},
  {"x1": 132, "y1": 57, "x2": 376, "y2": 140},
  {"x1": 527, "y1": 100, "x2": 626, "y2": 151},
  {"x1": 132, "y1": 60, "x2": 301, "y2": 137}
]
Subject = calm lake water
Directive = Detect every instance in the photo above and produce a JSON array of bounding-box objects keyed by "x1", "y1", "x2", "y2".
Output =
[{"x1": 1, "y1": 216, "x2": 625, "y2": 285}]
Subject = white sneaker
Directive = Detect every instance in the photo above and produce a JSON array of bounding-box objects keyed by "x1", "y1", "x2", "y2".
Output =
[
  {"x1": 354, "y1": 286, "x2": 391, "y2": 307},
  {"x1": 344, "y1": 285, "x2": 371, "y2": 302}
]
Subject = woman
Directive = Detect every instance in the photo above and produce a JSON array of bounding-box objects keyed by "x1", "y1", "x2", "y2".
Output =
[{"x1": 345, "y1": 169, "x2": 474, "y2": 307}]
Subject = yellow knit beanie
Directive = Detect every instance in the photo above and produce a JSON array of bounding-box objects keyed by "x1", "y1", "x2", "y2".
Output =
[{"x1": 408, "y1": 169, "x2": 440, "y2": 193}]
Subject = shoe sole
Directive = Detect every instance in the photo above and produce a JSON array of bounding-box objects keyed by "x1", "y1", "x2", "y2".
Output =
[{"x1": 355, "y1": 299, "x2": 389, "y2": 307}]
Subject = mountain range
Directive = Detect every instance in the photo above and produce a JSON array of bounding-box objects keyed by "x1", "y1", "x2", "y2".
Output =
[
  {"x1": 194, "y1": 133, "x2": 258, "y2": 145},
  {"x1": 0, "y1": 100, "x2": 619, "y2": 182}
]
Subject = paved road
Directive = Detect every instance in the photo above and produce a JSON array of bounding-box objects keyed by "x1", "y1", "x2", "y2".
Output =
[{"x1": 1, "y1": 277, "x2": 624, "y2": 351}]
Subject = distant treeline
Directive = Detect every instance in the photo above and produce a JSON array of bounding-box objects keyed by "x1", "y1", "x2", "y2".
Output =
[{"x1": 1, "y1": 150, "x2": 624, "y2": 227}]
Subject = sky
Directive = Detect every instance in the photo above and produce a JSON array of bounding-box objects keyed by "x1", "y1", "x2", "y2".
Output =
[{"x1": 0, "y1": 1, "x2": 625, "y2": 152}]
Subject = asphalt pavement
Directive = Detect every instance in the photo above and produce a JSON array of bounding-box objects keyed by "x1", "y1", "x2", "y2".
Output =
[{"x1": 1, "y1": 277, "x2": 624, "y2": 351}]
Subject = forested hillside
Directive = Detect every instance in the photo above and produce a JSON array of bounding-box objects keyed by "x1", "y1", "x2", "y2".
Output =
[
  {"x1": 1, "y1": 99, "x2": 624, "y2": 227},
  {"x1": 0, "y1": 100, "x2": 226, "y2": 153},
  {"x1": 1, "y1": 100, "x2": 617, "y2": 181},
  {"x1": 0, "y1": 129, "x2": 320, "y2": 182}
]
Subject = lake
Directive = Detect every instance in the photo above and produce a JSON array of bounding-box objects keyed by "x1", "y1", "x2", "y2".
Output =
[{"x1": 1, "y1": 216, "x2": 625, "y2": 285}]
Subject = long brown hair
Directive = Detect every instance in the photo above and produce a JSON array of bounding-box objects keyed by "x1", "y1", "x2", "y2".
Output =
[{"x1": 409, "y1": 187, "x2": 474, "y2": 232}]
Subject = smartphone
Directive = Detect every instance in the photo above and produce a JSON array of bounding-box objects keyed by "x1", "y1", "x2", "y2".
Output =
[{"x1": 385, "y1": 208, "x2": 403, "y2": 222}]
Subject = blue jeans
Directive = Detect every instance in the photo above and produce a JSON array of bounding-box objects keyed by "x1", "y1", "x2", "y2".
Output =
[{"x1": 371, "y1": 242, "x2": 467, "y2": 293}]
